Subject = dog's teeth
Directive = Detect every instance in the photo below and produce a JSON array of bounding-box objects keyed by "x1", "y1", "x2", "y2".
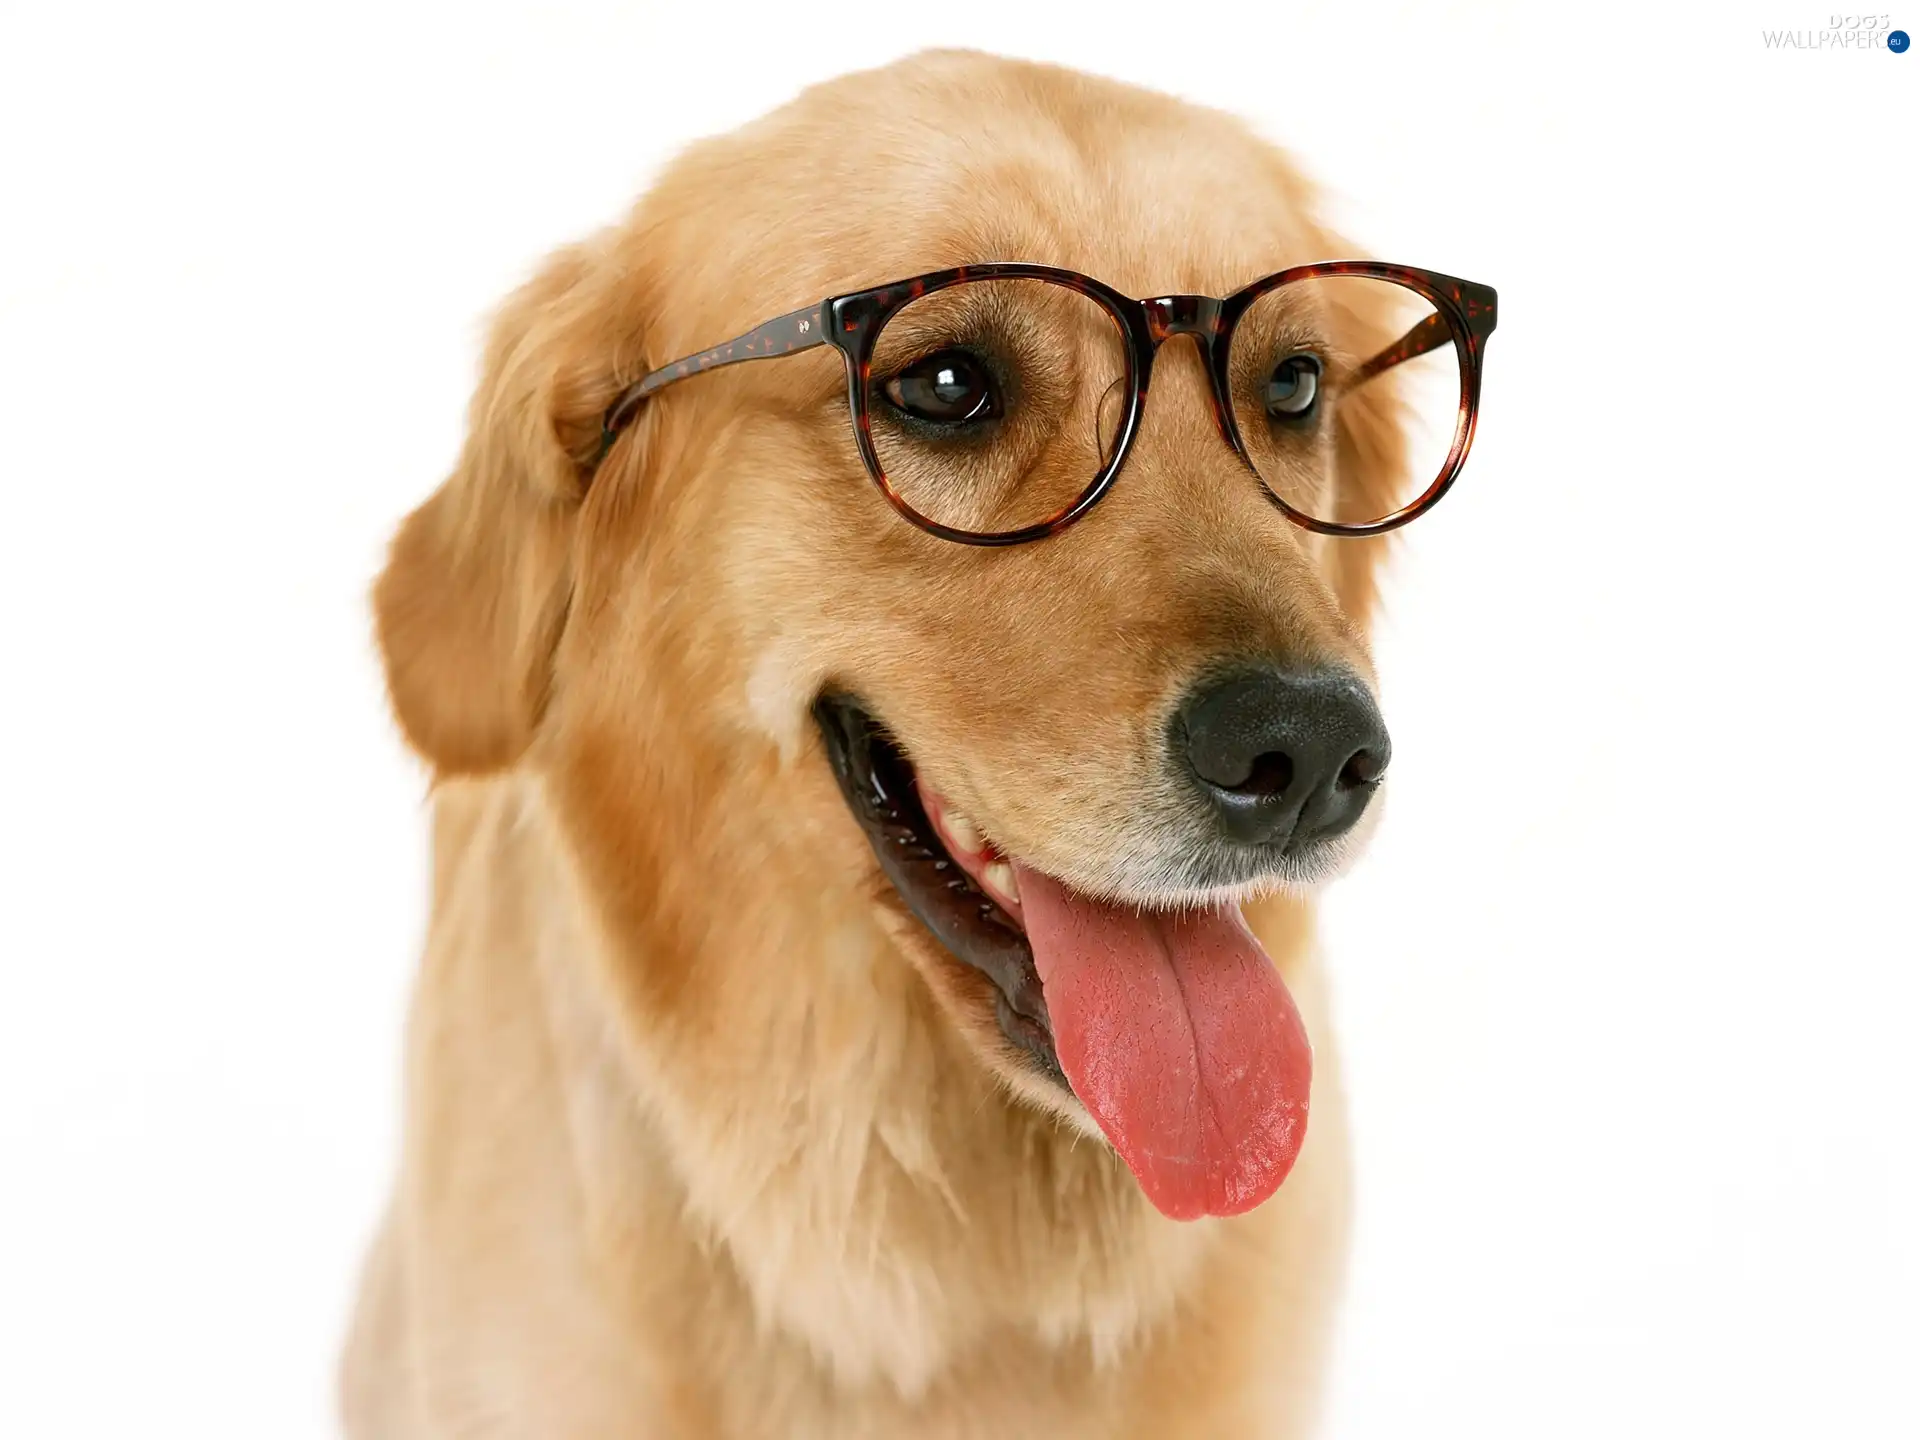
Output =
[
  {"x1": 942, "y1": 807, "x2": 983, "y2": 855},
  {"x1": 983, "y1": 860, "x2": 1020, "y2": 905}
]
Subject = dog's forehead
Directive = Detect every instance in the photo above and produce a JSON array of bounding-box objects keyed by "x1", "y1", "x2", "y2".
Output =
[
  {"x1": 639, "y1": 53, "x2": 1322, "y2": 324},
  {"x1": 897, "y1": 133, "x2": 1318, "y2": 296}
]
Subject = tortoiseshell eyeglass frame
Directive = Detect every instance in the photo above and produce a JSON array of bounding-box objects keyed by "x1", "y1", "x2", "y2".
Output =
[{"x1": 598, "y1": 261, "x2": 1497, "y2": 546}]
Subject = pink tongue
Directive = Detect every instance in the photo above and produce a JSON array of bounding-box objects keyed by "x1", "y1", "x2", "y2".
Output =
[{"x1": 1015, "y1": 864, "x2": 1312, "y2": 1220}]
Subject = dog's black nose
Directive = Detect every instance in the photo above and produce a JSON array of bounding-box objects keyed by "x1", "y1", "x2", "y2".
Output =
[{"x1": 1177, "y1": 667, "x2": 1390, "y2": 848}]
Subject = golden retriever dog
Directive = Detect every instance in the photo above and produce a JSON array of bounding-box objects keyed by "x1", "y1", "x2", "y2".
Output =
[{"x1": 342, "y1": 48, "x2": 1493, "y2": 1438}]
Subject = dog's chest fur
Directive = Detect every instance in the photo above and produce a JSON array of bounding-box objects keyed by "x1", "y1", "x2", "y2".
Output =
[{"x1": 341, "y1": 776, "x2": 1347, "y2": 1437}]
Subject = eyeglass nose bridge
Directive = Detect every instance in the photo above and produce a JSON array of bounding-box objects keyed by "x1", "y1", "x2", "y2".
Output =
[
  {"x1": 1134, "y1": 294, "x2": 1237, "y2": 446},
  {"x1": 1139, "y1": 293, "x2": 1224, "y2": 343}
]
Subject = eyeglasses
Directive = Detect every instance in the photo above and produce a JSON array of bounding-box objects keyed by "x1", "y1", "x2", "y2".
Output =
[{"x1": 600, "y1": 262, "x2": 1496, "y2": 546}]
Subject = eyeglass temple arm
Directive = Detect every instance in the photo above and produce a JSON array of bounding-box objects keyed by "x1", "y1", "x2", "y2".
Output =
[
  {"x1": 1348, "y1": 283, "x2": 1498, "y2": 389},
  {"x1": 599, "y1": 302, "x2": 830, "y2": 454},
  {"x1": 1349, "y1": 311, "x2": 1450, "y2": 388}
]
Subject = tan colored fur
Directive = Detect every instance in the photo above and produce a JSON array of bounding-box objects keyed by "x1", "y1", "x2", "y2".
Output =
[{"x1": 345, "y1": 50, "x2": 1407, "y2": 1437}]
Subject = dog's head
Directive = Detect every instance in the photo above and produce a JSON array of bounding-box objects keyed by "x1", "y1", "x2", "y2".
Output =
[{"x1": 377, "y1": 50, "x2": 1419, "y2": 1273}]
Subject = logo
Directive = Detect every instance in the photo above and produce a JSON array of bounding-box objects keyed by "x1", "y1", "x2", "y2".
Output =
[
  {"x1": 799, "y1": 319, "x2": 811, "y2": 333},
  {"x1": 1762, "y1": 13, "x2": 1908, "y2": 47}
]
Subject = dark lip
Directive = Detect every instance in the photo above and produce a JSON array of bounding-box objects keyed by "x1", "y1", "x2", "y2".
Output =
[{"x1": 812, "y1": 693, "x2": 1065, "y2": 1086}]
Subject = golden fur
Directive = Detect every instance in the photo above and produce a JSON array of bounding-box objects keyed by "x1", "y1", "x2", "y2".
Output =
[{"x1": 343, "y1": 49, "x2": 1408, "y2": 1437}]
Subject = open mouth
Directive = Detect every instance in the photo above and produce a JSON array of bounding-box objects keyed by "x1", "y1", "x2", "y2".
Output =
[
  {"x1": 813, "y1": 693, "x2": 1314, "y2": 1221},
  {"x1": 812, "y1": 693, "x2": 1063, "y2": 1081}
]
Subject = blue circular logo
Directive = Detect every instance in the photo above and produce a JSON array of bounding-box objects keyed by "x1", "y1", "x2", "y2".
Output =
[{"x1": 1891, "y1": 28, "x2": 1911, "y2": 51}]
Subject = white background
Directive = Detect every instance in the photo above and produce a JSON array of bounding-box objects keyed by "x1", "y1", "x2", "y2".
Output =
[{"x1": 2, "y1": 2, "x2": 1915, "y2": 1435}]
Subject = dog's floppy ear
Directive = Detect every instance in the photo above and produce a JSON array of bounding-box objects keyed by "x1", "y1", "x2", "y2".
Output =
[{"x1": 374, "y1": 242, "x2": 639, "y2": 775}]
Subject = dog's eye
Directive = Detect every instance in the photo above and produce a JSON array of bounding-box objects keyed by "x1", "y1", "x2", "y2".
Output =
[
  {"x1": 1264, "y1": 353, "x2": 1322, "y2": 420},
  {"x1": 883, "y1": 350, "x2": 1002, "y2": 426}
]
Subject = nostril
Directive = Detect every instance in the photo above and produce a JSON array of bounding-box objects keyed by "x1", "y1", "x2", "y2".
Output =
[
  {"x1": 1176, "y1": 664, "x2": 1390, "y2": 849},
  {"x1": 1338, "y1": 747, "x2": 1386, "y2": 789},
  {"x1": 1230, "y1": 750, "x2": 1294, "y2": 799}
]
